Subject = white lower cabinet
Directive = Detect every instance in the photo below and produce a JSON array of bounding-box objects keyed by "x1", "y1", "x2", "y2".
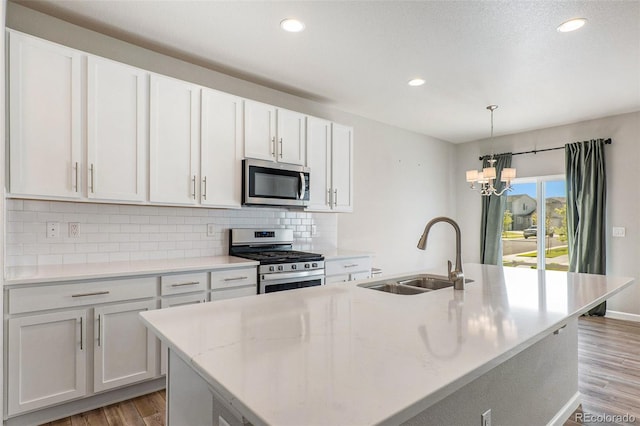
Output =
[
  {"x1": 93, "y1": 300, "x2": 158, "y2": 392},
  {"x1": 8, "y1": 309, "x2": 88, "y2": 415},
  {"x1": 210, "y1": 267, "x2": 257, "y2": 301},
  {"x1": 325, "y1": 256, "x2": 372, "y2": 284}
]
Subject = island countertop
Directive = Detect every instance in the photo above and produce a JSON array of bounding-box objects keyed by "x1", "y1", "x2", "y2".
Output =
[{"x1": 140, "y1": 264, "x2": 634, "y2": 426}]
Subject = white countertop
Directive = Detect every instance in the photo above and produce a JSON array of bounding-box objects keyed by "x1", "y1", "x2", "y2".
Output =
[
  {"x1": 140, "y1": 264, "x2": 635, "y2": 426},
  {"x1": 4, "y1": 256, "x2": 259, "y2": 286}
]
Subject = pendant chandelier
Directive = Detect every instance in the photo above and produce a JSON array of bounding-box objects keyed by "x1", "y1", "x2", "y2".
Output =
[{"x1": 465, "y1": 105, "x2": 516, "y2": 196}]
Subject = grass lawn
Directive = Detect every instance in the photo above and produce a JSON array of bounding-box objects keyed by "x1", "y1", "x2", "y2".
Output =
[
  {"x1": 517, "y1": 246, "x2": 568, "y2": 258},
  {"x1": 501, "y1": 231, "x2": 523, "y2": 239}
]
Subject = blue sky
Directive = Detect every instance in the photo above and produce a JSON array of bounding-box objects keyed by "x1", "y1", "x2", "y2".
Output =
[{"x1": 510, "y1": 180, "x2": 566, "y2": 198}]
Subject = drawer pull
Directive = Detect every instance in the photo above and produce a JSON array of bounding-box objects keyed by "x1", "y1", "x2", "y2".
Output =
[
  {"x1": 79, "y1": 317, "x2": 84, "y2": 350},
  {"x1": 171, "y1": 281, "x2": 200, "y2": 287},
  {"x1": 71, "y1": 291, "x2": 110, "y2": 298},
  {"x1": 344, "y1": 264, "x2": 359, "y2": 268},
  {"x1": 224, "y1": 276, "x2": 248, "y2": 281}
]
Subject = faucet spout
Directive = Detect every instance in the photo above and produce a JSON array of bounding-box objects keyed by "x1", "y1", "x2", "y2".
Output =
[{"x1": 417, "y1": 216, "x2": 464, "y2": 290}]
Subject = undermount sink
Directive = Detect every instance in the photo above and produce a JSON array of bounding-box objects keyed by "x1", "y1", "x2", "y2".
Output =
[
  {"x1": 396, "y1": 274, "x2": 474, "y2": 290},
  {"x1": 357, "y1": 274, "x2": 474, "y2": 295},
  {"x1": 358, "y1": 282, "x2": 428, "y2": 295}
]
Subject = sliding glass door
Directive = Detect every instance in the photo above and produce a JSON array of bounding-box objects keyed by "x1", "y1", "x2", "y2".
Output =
[{"x1": 501, "y1": 176, "x2": 568, "y2": 271}]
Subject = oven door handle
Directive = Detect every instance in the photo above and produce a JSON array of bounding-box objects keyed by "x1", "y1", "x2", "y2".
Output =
[{"x1": 261, "y1": 269, "x2": 325, "y2": 281}]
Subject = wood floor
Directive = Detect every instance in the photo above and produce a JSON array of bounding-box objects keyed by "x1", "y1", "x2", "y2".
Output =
[{"x1": 42, "y1": 317, "x2": 640, "y2": 426}]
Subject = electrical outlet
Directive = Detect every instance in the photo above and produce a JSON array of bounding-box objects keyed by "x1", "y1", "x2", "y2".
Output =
[
  {"x1": 69, "y1": 222, "x2": 80, "y2": 238},
  {"x1": 207, "y1": 224, "x2": 215, "y2": 237},
  {"x1": 311, "y1": 225, "x2": 317, "y2": 236},
  {"x1": 612, "y1": 227, "x2": 626, "y2": 237},
  {"x1": 47, "y1": 222, "x2": 60, "y2": 239},
  {"x1": 481, "y1": 409, "x2": 492, "y2": 426}
]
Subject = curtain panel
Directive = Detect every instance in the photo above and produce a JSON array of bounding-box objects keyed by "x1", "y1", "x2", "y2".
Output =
[
  {"x1": 565, "y1": 139, "x2": 607, "y2": 316},
  {"x1": 480, "y1": 153, "x2": 513, "y2": 265}
]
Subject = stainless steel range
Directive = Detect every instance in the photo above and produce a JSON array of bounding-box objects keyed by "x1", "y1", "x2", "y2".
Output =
[{"x1": 229, "y1": 228, "x2": 325, "y2": 294}]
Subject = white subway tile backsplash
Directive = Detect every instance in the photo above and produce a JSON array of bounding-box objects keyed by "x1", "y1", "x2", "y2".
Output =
[{"x1": 6, "y1": 200, "x2": 338, "y2": 266}]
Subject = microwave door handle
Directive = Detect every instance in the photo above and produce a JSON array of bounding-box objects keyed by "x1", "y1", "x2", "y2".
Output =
[{"x1": 299, "y1": 172, "x2": 305, "y2": 199}]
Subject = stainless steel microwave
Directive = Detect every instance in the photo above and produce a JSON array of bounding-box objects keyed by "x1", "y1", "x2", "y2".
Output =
[{"x1": 242, "y1": 159, "x2": 310, "y2": 207}]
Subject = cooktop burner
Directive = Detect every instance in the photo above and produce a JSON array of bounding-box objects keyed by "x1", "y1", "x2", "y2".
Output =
[{"x1": 235, "y1": 250, "x2": 324, "y2": 264}]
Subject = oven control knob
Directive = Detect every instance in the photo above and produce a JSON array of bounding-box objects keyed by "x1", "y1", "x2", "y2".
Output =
[
  {"x1": 269, "y1": 266, "x2": 275, "y2": 272},
  {"x1": 292, "y1": 264, "x2": 297, "y2": 270},
  {"x1": 312, "y1": 263, "x2": 318, "y2": 268},
  {"x1": 278, "y1": 265, "x2": 284, "y2": 271},
  {"x1": 304, "y1": 263, "x2": 310, "y2": 269}
]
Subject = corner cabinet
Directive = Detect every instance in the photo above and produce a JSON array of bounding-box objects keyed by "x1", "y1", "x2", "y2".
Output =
[
  {"x1": 8, "y1": 31, "x2": 82, "y2": 198},
  {"x1": 306, "y1": 118, "x2": 354, "y2": 212},
  {"x1": 87, "y1": 56, "x2": 147, "y2": 202},
  {"x1": 244, "y1": 100, "x2": 306, "y2": 166},
  {"x1": 149, "y1": 74, "x2": 200, "y2": 205}
]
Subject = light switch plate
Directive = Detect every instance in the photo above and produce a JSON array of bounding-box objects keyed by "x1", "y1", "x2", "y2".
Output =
[
  {"x1": 612, "y1": 227, "x2": 626, "y2": 237},
  {"x1": 207, "y1": 224, "x2": 215, "y2": 237}
]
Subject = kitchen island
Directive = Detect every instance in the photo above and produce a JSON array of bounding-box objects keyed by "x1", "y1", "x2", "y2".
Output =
[{"x1": 140, "y1": 264, "x2": 634, "y2": 426}]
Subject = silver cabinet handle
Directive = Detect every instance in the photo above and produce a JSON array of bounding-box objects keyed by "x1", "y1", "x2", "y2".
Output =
[
  {"x1": 192, "y1": 175, "x2": 197, "y2": 199},
  {"x1": 271, "y1": 137, "x2": 276, "y2": 157},
  {"x1": 334, "y1": 189, "x2": 338, "y2": 206},
  {"x1": 224, "y1": 276, "x2": 248, "y2": 281},
  {"x1": 79, "y1": 316, "x2": 84, "y2": 350},
  {"x1": 72, "y1": 291, "x2": 110, "y2": 298},
  {"x1": 328, "y1": 188, "x2": 333, "y2": 208},
  {"x1": 279, "y1": 138, "x2": 283, "y2": 158},
  {"x1": 74, "y1": 162, "x2": 79, "y2": 192},
  {"x1": 97, "y1": 314, "x2": 102, "y2": 347},
  {"x1": 202, "y1": 176, "x2": 207, "y2": 200},
  {"x1": 344, "y1": 264, "x2": 359, "y2": 268},
  {"x1": 171, "y1": 281, "x2": 200, "y2": 287},
  {"x1": 90, "y1": 163, "x2": 95, "y2": 193}
]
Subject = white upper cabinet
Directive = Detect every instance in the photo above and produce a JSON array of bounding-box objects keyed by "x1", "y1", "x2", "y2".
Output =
[
  {"x1": 276, "y1": 108, "x2": 306, "y2": 165},
  {"x1": 87, "y1": 56, "x2": 147, "y2": 202},
  {"x1": 306, "y1": 117, "x2": 332, "y2": 211},
  {"x1": 200, "y1": 88, "x2": 242, "y2": 208},
  {"x1": 244, "y1": 100, "x2": 306, "y2": 166},
  {"x1": 331, "y1": 123, "x2": 354, "y2": 212},
  {"x1": 149, "y1": 74, "x2": 200, "y2": 205},
  {"x1": 244, "y1": 100, "x2": 276, "y2": 162},
  {"x1": 8, "y1": 31, "x2": 82, "y2": 198}
]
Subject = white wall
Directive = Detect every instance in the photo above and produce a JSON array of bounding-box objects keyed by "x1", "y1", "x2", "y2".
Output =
[
  {"x1": 455, "y1": 111, "x2": 640, "y2": 316},
  {"x1": 5, "y1": 3, "x2": 456, "y2": 273},
  {"x1": 1, "y1": 0, "x2": 6, "y2": 420}
]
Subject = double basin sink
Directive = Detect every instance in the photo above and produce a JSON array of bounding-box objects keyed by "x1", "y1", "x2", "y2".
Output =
[{"x1": 358, "y1": 274, "x2": 473, "y2": 295}]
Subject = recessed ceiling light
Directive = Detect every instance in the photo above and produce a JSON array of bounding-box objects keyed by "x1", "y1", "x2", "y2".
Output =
[
  {"x1": 557, "y1": 18, "x2": 587, "y2": 33},
  {"x1": 280, "y1": 18, "x2": 305, "y2": 33},
  {"x1": 408, "y1": 78, "x2": 426, "y2": 87}
]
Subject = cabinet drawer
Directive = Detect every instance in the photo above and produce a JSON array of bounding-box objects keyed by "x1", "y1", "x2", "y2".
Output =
[
  {"x1": 161, "y1": 292, "x2": 207, "y2": 309},
  {"x1": 210, "y1": 285, "x2": 256, "y2": 301},
  {"x1": 325, "y1": 257, "x2": 372, "y2": 276},
  {"x1": 161, "y1": 272, "x2": 207, "y2": 296},
  {"x1": 8, "y1": 277, "x2": 157, "y2": 314},
  {"x1": 210, "y1": 267, "x2": 256, "y2": 290}
]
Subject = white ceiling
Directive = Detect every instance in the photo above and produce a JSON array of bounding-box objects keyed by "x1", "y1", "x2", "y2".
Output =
[{"x1": 13, "y1": 0, "x2": 640, "y2": 143}]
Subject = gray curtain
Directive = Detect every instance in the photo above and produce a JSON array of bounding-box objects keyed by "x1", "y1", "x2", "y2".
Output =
[
  {"x1": 565, "y1": 139, "x2": 607, "y2": 316},
  {"x1": 480, "y1": 153, "x2": 513, "y2": 265}
]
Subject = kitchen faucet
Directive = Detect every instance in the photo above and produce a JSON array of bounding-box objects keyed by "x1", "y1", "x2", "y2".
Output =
[{"x1": 417, "y1": 217, "x2": 465, "y2": 290}]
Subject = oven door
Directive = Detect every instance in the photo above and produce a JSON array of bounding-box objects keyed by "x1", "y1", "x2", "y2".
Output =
[
  {"x1": 243, "y1": 159, "x2": 310, "y2": 207},
  {"x1": 260, "y1": 269, "x2": 324, "y2": 294}
]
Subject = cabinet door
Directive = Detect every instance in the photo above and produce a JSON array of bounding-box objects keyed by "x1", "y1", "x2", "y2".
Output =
[
  {"x1": 201, "y1": 88, "x2": 242, "y2": 207},
  {"x1": 94, "y1": 300, "x2": 158, "y2": 392},
  {"x1": 160, "y1": 293, "x2": 207, "y2": 375},
  {"x1": 149, "y1": 74, "x2": 200, "y2": 205},
  {"x1": 8, "y1": 31, "x2": 82, "y2": 198},
  {"x1": 305, "y1": 116, "x2": 332, "y2": 211},
  {"x1": 244, "y1": 99, "x2": 276, "y2": 162},
  {"x1": 7, "y1": 309, "x2": 88, "y2": 415},
  {"x1": 331, "y1": 123, "x2": 354, "y2": 212},
  {"x1": 87, "y1": 56, "x2": 147, "y2": 202},
  {"x1": 277, "y1": 108, "x2": 306, "y2": 166}
]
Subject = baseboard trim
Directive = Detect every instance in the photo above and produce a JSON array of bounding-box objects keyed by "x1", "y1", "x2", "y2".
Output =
[
  {"x1": 548, "y1": 391, "x2": 581, "y2": 426},
  {"x1": 606, "y1": 310, "x2": 640, "y2": 322}
]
